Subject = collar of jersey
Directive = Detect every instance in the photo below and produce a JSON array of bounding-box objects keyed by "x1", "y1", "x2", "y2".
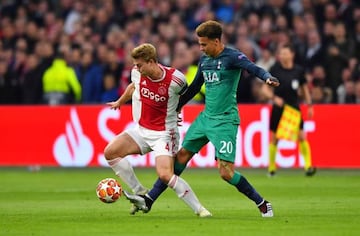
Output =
[{"x1": 146, "y1": 65, "x2": 165, "y2": 82}]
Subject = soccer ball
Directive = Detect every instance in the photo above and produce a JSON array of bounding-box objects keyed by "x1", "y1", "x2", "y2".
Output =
[{"x1": 96, "y1": 178, "x2": 122, "y2": 203}]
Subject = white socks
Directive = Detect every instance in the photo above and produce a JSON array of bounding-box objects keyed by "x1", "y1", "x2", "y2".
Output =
[
  {"x1": 167, "y1": 175, "x2": 202, "y2": 213},
  {"x1": 108, "y1": 158, "x2": 204, "y2": 214},
  {"x1": 107, "y1": 157, "x2": 147, "y2": 194}
]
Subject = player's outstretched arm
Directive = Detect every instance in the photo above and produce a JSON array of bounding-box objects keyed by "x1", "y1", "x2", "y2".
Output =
[
  {"x1": 235, "y1": 53, "x2": 280, "y2": 87},
  {"x1": 106, "y1": 83, "x2": 135, "y2": 110}
]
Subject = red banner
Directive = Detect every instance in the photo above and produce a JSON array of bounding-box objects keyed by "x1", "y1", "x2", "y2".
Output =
[{"x1": 0, "y1": 105, "x2": 359, "y2": 168}]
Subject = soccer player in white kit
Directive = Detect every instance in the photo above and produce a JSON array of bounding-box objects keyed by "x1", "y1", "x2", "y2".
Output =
[{"x1": 104, "y1": 43, "x2": 211, "y2": 217}]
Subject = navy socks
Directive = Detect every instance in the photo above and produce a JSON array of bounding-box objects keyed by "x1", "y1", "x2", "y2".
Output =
[{"x1": 230, "y1": 172, "x2": 263, "y2": 205}]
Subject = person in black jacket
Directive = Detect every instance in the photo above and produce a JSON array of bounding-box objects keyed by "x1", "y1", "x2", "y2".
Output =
[{"x1": 265, "y1": 43, "x2": 316, "y2": 177}]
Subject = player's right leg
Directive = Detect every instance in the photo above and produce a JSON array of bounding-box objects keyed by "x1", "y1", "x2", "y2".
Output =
[{"x1": 104, "y1": 129, "x2": 148, "y2": 200}]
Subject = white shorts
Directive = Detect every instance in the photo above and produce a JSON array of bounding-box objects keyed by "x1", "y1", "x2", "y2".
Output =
[{"x1": 125, "y1": 125, "x2": 179, "y2": 157}]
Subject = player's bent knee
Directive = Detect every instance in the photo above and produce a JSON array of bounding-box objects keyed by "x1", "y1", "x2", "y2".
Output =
[
  {"x1": 176, "y1": 148, "x2": 193, "y2": 164},
  {"x1": 158, "y1": 172, "x2": 173, "y2": 184},
  {"x1": 103, "y1": 144, "x2": 118, "y2": 160},
  {"x1": 218, "y1": 161, "x2": 234, "y2": 181},
  {"x1": 219, "y1": 172, "x2": 232, "y2": 182}
]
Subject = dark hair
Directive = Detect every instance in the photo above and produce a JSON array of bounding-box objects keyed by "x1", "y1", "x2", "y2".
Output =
[{"x1": 195, "y1": 20, "x2": 222, "y2": 40}]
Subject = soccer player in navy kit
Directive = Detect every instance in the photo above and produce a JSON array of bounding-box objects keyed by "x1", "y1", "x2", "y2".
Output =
[{"x1": 124, "y1": 21, "x2": 279, "y2": 217}]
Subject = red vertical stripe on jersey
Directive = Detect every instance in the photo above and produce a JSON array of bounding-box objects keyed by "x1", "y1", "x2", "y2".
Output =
[{"x1": 138, "y1": 66, "x2": 176, "y2": 131}]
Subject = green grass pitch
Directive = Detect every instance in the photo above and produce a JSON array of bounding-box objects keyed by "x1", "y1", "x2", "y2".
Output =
[{"x1": 1, "y1": 167, "x2": 359, "y2": 236}]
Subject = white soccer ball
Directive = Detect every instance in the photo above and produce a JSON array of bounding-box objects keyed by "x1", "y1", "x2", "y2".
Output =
[{"x1": 96, "y1": 178, "x2": 122, "y2": 203}]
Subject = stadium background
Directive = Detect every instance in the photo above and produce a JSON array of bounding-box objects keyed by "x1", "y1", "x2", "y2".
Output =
[{"x1": 1, "y1": 0, "x2": 360, "y2": 168}]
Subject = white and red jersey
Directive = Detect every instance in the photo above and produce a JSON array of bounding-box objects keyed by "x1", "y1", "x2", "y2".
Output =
[{"x1": 131, "y1": 64, "x2": 187, "y2": 131}]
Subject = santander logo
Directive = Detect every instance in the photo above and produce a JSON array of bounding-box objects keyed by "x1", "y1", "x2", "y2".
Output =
[
  {"x1": 53, "y1": 108, "x2": 94, "y2": 167},
  {"x1": 51, "y1": 106, "x2": 316, "y2": 168},
  {"x1": 141, "y1": 87, "x2": 166, "y2": 102}
]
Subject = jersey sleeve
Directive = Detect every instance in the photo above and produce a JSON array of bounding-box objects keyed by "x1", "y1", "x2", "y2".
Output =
[
  {"x1": 172, "y1": 69, "x2": 188, "y2": 95},
  {"x1": 176, "y1": 61, "x2": 204, "y2": 111},
  {"x1": 232, "y1": 52, "x2": 272, "y2": 81},
  {"x1": 130, "y1": 67, "x2": 139, "y2": 84}
]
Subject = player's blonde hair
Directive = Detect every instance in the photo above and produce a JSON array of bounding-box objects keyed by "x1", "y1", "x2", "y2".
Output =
[{"x1": 131, "y1": 43, "x2": 157, "y2": 63}]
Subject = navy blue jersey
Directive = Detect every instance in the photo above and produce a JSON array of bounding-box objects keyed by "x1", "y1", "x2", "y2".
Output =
[{"x1": 178, "y1": 47, "x2": 271, "y2": 122}]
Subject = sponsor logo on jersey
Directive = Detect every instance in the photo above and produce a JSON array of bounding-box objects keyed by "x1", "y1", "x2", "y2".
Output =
[
  {"x1": 141, "y1": 87, "x2": 167, "y2": 102},
  {"x1": 203, "y1": 71, "x2": 219, "y2": 82}
]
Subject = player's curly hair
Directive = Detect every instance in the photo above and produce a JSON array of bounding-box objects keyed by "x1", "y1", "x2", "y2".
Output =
[
  {"x1": 131, "y1": 43, "x2": 157, "y2": 63},
  {"x1": 196, "y1": 20, "x2": 222, "y2": 40}
]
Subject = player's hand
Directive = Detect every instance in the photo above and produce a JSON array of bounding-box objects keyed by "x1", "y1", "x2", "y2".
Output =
[
  {"x1": 266, "y1": 77, "x2": 280, "y2": 87},
  {"x1": 106, "y1": 101, "x2": 121, "y2": 110}
]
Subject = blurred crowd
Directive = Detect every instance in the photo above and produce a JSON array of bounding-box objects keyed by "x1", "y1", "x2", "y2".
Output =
[{"x1": 1, "y1": 0, "x2": 360, "y2": 105}]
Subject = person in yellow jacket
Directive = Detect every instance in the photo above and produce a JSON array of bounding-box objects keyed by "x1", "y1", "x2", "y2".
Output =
[{"x1": 42, "y1": 54, "x2": 81, "y2": 105}]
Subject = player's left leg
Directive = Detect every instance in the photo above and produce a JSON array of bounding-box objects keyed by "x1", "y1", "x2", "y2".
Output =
[
  {"x1": 211, "y1": 121, "x2": 273, "y2": 217},
  {"x1": 156, "y1": 154, "x2": 211, "y2": 216},
  {"x1": 145, "y1": 147, "x2": 194, "y2": 204},
  {"x1": 217, "y1": 160, "x2": 273, "y2": 217}
]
